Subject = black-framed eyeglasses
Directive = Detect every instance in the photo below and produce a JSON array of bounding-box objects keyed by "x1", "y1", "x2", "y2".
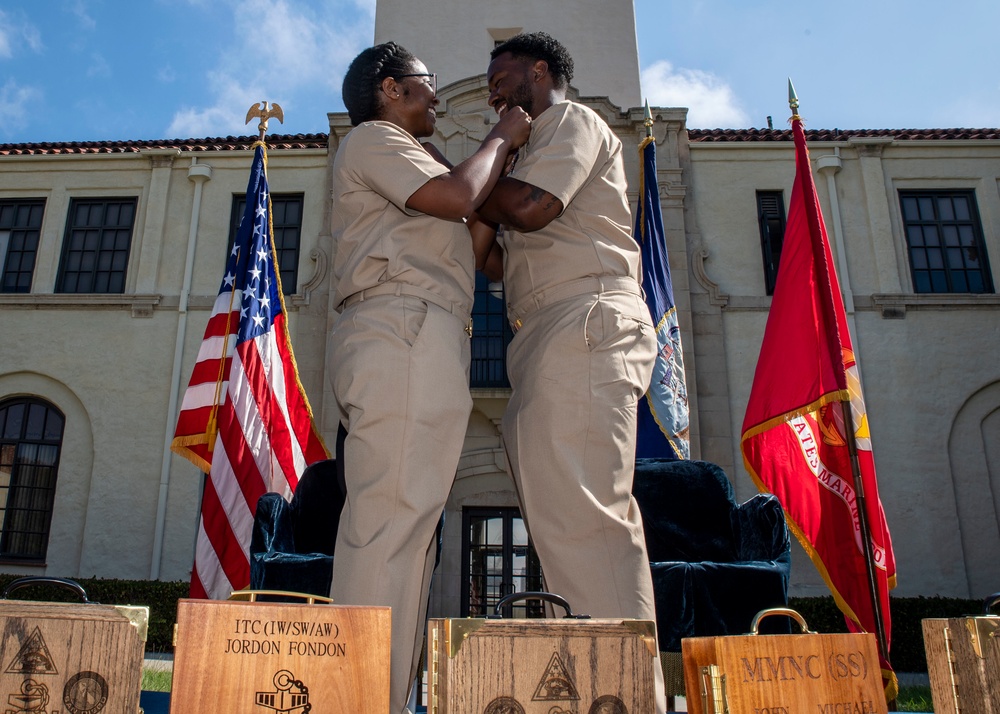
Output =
[{"x1": 396, "y1": 73, "x2": 437, "y2": 95}]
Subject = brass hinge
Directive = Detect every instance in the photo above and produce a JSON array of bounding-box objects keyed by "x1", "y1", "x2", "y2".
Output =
[
  {"x1": 430, "y1": 625, "x2": 440, "y2": 714},
  {"x1": 700, "y1": 664, "x2": 729, "y2": 714},
  {"x1": 942, "y1": 623, "x2": 962, "y2": 714}
]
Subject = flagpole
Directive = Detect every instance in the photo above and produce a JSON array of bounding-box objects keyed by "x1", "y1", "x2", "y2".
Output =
[
  {"x1": 789, "y1": 78, "x2": 893, "y2": 687},
  {"x1": 840, "y1": 401, "x2": 891, "y2": 666}
]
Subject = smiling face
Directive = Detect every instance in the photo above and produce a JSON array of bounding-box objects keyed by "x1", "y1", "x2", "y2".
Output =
[
  {"x1": 384, "y1": 58, "x2": 439, "y2": 138},
  {"x1": 487, "y1": 52, "x2": 536, "y2": 118}
]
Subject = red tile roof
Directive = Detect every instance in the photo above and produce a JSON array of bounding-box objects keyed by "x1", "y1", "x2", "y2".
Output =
[
  {"x1": 688, "y1": 127, "x2": 1000, "y2": 142},
  {"x1": 0, "y1": 133, "x2": 330, "y2": 156},
  {"x1": 2, "y1": 128, "x2": 997, "y2": 155}
]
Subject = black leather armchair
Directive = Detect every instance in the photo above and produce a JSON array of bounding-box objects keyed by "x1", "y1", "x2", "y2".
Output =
[
  {"x1": 249, "y1": 457, "x2": 344, "y2": 598},
  {"x1": 632, "y1": 458, "x2": 792, "y2": 653},
  {"x1": 249, "y1": 425, "x2": 347, "y2": 598}
]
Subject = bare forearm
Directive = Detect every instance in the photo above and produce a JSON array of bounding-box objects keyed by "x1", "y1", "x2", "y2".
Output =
[{"x1": 478, "y1": 177, "x2": 563, "y2": 232}]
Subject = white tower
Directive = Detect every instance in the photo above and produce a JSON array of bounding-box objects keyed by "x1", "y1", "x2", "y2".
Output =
[{"x1": 374, "y1": 0, "x2": 642, "y2": 111}]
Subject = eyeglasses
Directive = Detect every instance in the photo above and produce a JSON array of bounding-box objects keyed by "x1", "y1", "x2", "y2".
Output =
[{"x1": 396, "y1": 73, "x2": 437, "y2": 95}]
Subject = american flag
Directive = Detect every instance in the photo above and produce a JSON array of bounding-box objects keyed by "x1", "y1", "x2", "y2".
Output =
[{"x1": 172, "y1": 143, "x2": 328, "y2": 599}]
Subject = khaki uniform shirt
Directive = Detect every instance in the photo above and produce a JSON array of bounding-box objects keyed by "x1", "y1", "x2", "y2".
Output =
[
  {"x1": 331, "y1": 121, "x2": 475, "y2": 314},
  {"x1": 499, "y1": 101, "x2": 639, "y2": 310}
]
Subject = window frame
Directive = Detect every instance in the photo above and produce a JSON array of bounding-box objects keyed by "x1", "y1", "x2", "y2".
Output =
[
  {"x1": 56, "y1": 197, "x2": 138, "y2": 294},
  {"x1": 0, "y1": 398, "x2": 65, "y2": 563},
  {"x1": 460, "y1": 506, "x2": 543, "y2": 618},
  {"x1": 0, "y1": 198, "x2": 46, "y2": 294},
  {"x1": 229, "y1": 193, "x2": 304, "y2": 295},
  {"x1": 470, "y1": 272, "x2": 513, "y2": 388},
  {"x1": 898, "y1": 189, "x2": 994, "y2": 294},
  {"x1": 756, "y1": 190, "x2": 787, "y2": 296}
]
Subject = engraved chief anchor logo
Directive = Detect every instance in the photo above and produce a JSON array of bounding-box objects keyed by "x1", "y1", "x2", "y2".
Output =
[
  {"x1": 4, "y1": 628, "x2": 57, "y2": 675},
  {"x1": 533, "y1": 653, "x2": 579, "y2": 701},
  {"x1": 255, "y1": 669, "x2": 310, "y2": 714}
]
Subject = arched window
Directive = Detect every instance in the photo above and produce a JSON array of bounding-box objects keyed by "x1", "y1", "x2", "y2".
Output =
[{"x1": 0, "y1": 398, "x2": 64, "y2": 561}]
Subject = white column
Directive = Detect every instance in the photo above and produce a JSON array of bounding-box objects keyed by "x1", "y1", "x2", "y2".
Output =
[{"x1": 150, "y1": 157, "x2": 212, "y2": 580}]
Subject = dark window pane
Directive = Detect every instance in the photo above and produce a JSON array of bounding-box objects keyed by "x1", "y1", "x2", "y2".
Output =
[
  {"x1": 757, "y1": 191, "x2": 786, "y2": 296},
  {"x1": 954, "y1": 197, "x2": 971, "y2": 221},
  {"x1": 0, "y1": 199, "x2": 45, "y2": 294},
  {"x1": 899, "y1": 190, "x2": 993, "y2": 295},
  {"x1": 937, "y1": 197, "x2": 955, "y2": 221},
  {"x1": 0, "y1": 399, "x2": 63, "y2": 560},
  {"x1": 228, "y1": 193, "x2": 303, "y2": 294},
  {"x1": 58, "y1": 198, "x2": 136, "y2": 294}
]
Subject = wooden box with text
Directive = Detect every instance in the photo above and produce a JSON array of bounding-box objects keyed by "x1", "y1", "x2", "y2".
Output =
[
  {"x1": 0, "y1": 579, "x2": 148, "y2": 714},
  {"x1": 682, "y1": 609, "x2": 887, "y2": 714},
  {"x1": 170, "y1": 595, "x2": 390, "y2": 714},
  {"x1": 427, "y1": 605, "x2": 658, "y2": 713},
  {"x1": 922, "y1": 615, "x2": 1000, "y2": 714}
]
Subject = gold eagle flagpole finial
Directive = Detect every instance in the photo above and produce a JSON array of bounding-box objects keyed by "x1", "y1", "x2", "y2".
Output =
[{"x1": 246, "y1": 101, "x2": 284, "y2": 142}]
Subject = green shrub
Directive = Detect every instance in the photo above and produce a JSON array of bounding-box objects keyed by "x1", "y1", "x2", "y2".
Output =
[
  {"x1": 0, "y1": 575, "x2": 988, "y2": 668},
  {"x1": 0, "y1": 574, "x2": 188, "y2": 652},
  {"x1": 790, "y1": 594, "x2": 982, "y2": 672}
]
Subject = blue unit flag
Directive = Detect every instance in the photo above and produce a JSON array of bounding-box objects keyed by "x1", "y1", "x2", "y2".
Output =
[{"x1": 635, "y1": 135, "x2": 690, "y2": 459}]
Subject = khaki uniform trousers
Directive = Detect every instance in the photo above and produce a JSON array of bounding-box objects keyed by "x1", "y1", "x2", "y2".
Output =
[
  {"x1": 329, "y1": 294, "x2": 473, "y2": 714},
  {"x1": 503, "y1": 288, "x2": 667, "y2": 713}
]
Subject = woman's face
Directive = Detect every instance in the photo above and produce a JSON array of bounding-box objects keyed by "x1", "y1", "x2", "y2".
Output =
[{"x1": 386, "y1": 59, "x2": 439, "y2": 138}]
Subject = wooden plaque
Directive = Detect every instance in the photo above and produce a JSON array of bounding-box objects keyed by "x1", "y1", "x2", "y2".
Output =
[
  {"x1": 170, "y1": 598, "x2": 390, "y2": 714},
  {"x1": 427, "y1": 616, "x2": 657, "y2": 714},
  {"x1": 923, "y1": 616, "x2": 1000, "y2": 714},
  {"x1": 682, "y1": 629, "x2": 887, "y2": 714},
  {"x1": 0, "y1": 600, "x2": 148, "y2": 714}
]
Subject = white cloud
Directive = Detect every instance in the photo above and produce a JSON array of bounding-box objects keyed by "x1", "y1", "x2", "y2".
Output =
[
  {"x1": 157, "y1": 65, "x2": 176, "y2": 83},
  {"x1": 69, "y1": 0, "x2": 97, "y2": 31},
  {"x1": 0, "y1": 79, "x2": 43, "y2": 135},
  {"x1": 641, "y1": 60, "x2": 749, "y2": 129},
  {"x1": 0, "y1": 10, "x2": 43, "y2": 59},
  {"x1": 165, "y1": 0, "x2": 375, "y2": 138},
  {"x1": 86, "y1": 52, "x2": 111, "y2": 78}
]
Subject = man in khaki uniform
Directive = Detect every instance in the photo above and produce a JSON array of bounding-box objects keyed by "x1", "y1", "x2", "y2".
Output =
[
  {"x1": 331, "y1": 43, "x2": 529, "y2": 714},
  {"x1": 476, "y1": 32, "x2": 666, "y2": 713}
]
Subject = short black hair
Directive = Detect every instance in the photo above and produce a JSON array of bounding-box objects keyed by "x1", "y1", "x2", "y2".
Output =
[
  {"x1": 491, "y1": 32, "x2": 574, "y2": 90},
  {"x1": 342, "y1": 42, "x2": 416, "y2": 126}
]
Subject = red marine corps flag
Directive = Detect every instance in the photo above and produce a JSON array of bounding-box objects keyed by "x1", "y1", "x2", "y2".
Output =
[
  {"x1": 740, "y1": 84, "x2": 897, "y2": 701},
  {"x1": 172, "y1": 139, "x2": 328, "y2": 600}
]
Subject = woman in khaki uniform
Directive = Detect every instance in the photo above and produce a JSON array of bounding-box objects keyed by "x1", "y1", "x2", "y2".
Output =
[{"x1": 329, "y1": 43, "x2": 529, "y2": 714}]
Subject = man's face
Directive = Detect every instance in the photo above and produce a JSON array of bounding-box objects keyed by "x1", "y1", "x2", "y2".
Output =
[{"x1": 487, "y1": 52, "x2": 535, "y2": 118}]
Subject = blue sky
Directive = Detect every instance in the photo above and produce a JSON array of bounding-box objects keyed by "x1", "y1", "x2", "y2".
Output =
[{"x1": 1, "y1": 0, "x2": 998, "y2": 143}]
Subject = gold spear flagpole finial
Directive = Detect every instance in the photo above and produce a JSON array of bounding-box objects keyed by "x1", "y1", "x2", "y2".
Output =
[
  {"x1": 788, "y1": 78, "x2": 801, "y2": 121},
  {"x1": 643, "y1": 99, "x2": 653, "y2": 138},
  {"x1": 245, "y1": 101, "x2": 284, "y2": 142}
]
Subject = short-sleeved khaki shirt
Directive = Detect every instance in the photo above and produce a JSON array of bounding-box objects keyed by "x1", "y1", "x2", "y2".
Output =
[
  {"x1": 499, "y1": 101, "x2": 639, "y2": 309},
  {"x1": 331, "y1": 121, "x2": 475, "y2": 314}
]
